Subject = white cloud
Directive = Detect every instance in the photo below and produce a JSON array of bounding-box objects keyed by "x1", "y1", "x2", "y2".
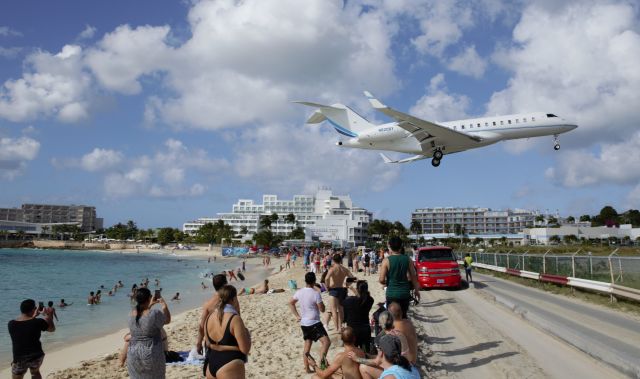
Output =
[
  {"x1": 80, "y1": 148, "x2": 124, "y2": 172},
  {"x1": 546, "y1": 132, "x2": 640, "y2": 188},
  {"x1": 0, "y1": 44, "x2": 91, "y2": 123},
  {"x1": 68, "y1": 139, "x2": 228, "y2": 198},
  {"x1": 448, "y1": 45, "x2": 487, "y2": 78},
  {"x1": 0, "y1": 46, "x2": 21, "y2": 59},
  {"x1": 86, "y1": 0, "x2": 398, "y2": 130},
  {"x1": 0, "y1": 136, "x2": 40, "y2": 179},
  {"x1": 0, "y1": 26, "x2": 21, "y2": 37},
  {"x1": 85, "y1": 25, "x2": 173, "y2": 95},
  {"x1": 410, "y1": 74, "x2": 470, "y2": 121},
  {"x1": 487, "y1": 1, "x2": 640, "y2": 149},
  {"x1": 78, "y1": 25, "x2": 97, "y2": 40},
  {"x1": 232, "y1": 123, "x2": 400, "y2": 194}
]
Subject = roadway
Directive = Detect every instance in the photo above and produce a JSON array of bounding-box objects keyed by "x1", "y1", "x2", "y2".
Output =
[{"x1": 412, "y1": 272, "x2": 640, "y2": 378}]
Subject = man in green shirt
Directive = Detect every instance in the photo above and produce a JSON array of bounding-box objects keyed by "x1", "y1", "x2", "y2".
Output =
[
  {"x1": 464, "y1": 253, "x2": 474, "y2": 283},
  {"x1": 378, "y1": 236, "x2": 420, "y2": 319}
]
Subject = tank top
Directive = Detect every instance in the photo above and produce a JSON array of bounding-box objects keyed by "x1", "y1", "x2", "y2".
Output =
[{"x1": 386, "y1": 254, "x2": 411, "y2": 299}]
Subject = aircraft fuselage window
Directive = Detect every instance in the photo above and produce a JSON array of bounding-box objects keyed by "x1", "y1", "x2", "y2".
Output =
[
  {"x1": 461, "y1": 125, "x2": 465, "y2": 129},
  {"x1": 485, "y1": 122, "x2": 488, "y2": 127},
  {"x1": 500, "y1": 120, "x2": 504, "y2": 125},
  {"x1": 516, "y1": 119, "x2": 519, "y2": 123},
  {"x1": 508, "y1": 120, "x2": 512, "y2": 124},
  {"x1": 477, "y1": 123, "x2": 480, "y2": 128},
  {"x1": 532, "y1": 116, "x2": 536, "y2": 121},
  {"x1": 523, "y1": 117, "x2": 527, "y2": 122},
  {"x1": 493, "y1": 121, "x2": 496, "y2": 126}
]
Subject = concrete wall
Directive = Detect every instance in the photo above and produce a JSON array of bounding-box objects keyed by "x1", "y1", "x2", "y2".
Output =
[{"x1": 32, "y1": 240, "x2": 133, "y2": 250}]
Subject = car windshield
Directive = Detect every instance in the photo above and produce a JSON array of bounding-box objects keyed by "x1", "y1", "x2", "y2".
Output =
[{"x1": 418, "y1": 249, "x2": 455, "y2": 262}]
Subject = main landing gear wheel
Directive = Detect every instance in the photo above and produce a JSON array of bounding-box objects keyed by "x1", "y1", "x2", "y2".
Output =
[
  {"x1": 554, "y1": 143, "x2": 560, "y2": 150},
  {"x1": 433, "y1": 149, "x2": 443, "y2": 160},
  {"x1": 431, "y1": 158, "x2": 441, "y2": 167}
]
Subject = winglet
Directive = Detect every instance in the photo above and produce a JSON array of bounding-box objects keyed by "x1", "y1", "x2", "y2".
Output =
[
  {"x1": 379, "y1": 153, "x2": 396, "y2": 163},
  {"x1": 363, "y1": 90, "x2": 386, "y2": 109}
]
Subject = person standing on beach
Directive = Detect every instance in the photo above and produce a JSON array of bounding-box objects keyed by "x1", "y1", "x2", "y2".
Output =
[
  {"x1": 8, "y1": 299, "x2": 55, "y2": 379},
  {"x1": 326, "y1": 253, "x2": 355, "y2": 333},
  {"x1": 379, "y1": 236, "x2": 420, "y2": 319},
  {"x1": 196, "y1": 274, "x2": 236, "y2": 355},
  {"x1": 127, "y1": 287, "x2": 171, "y2": 379},
  {"x1": 289, "y1": 272, "x2": 331, "y2": 373},
  {"x1": 343, "y1": 280, "x2": 374, "y2": 352}
]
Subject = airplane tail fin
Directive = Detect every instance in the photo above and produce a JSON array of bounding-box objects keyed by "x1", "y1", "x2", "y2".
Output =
[{"x1": 293, "y1": 101, "x2": 373, "y2": 138}]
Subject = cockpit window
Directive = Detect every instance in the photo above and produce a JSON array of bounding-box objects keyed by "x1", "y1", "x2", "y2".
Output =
[{"x1": 546, "y1": 114, "x2": 558, "y2": 118}]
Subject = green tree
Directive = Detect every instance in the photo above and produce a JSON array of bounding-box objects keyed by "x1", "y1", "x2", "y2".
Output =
[
  {"x1": 173, "y1": 229, "x2": 186, "y2": 243},
  {"x1": 596, "y1": 206, "x2": 619, "y2": 227},
  {"x1": 196, "y1": 223, "x2": 217, "y2": 244},
  {"x1": 410, "y1": 220, "x2": 422, "y2": 235},
  {"x1": 157, "y1": 228, "x2": 176, "y2": 245},
  {"x1": 391, "y1": 221, "x2": 407, "y2": 237},
  {"x1": 259, "y1": 216, "x2": 272, "y2": 230},
  {"x1": 288, "y1": 226, "x2": 305, "y2": 240},
  {"x1": 549, "y1": 235, "x2": 561, "y2": 244},
  {"x1": 240, "y1": 226, "x2": 249, "y2": 235},
  {"x1": 566, "y1": 216, "x2": 575, "y2": 223},
  {"x1": 547, "y1": 217, "x2": 558, "y2": 226},
  {"x1": 254, "y1": 229, "x2": 274, "y2": 247},
  {"x1": 535, "y1": 215, "x2": 545, "y2": 223},
  {"x1": 40, "y1": 225, "x2": 50, "y2": 239},
  {"x1": 284, "y1": 213, "x2": 296, "y2": 224},
  {"x1": 270, "y1": 212, "x2": 279, "y2": 223},
  {"x1": 579, "y1": 214, "x2": 591, "y2": 222},
  {"x1": 562, "y1": 234, "x2": 578, "y2": 244},
  {"x1": 444, "y1": 224, "x2": 451, "y2": 234}
]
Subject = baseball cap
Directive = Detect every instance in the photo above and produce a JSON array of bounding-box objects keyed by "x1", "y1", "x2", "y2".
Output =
[{"x1": 378, "y1": 334, "x2": 402, "y2": 357}]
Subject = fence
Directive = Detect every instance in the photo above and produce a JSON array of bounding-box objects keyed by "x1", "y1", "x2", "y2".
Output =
[{"x1": 463, "y1": 250, "x2": 640, "y2": 302}]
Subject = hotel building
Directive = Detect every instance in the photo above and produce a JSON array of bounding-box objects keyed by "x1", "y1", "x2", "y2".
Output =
[
  {"x1": 411, "y1": 207, "x2": 536, "y2": 235},
  {"x1": 183, "y1": 188, "x2": 372, "y2": 246},
  {"x1": 0, "y1": 203, "x2": 103, "y2": 233}
]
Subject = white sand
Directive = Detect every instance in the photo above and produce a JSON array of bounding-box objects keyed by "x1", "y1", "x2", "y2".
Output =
[{"x1": 14, "y1": 259, "x2": 387, "y2": 379}]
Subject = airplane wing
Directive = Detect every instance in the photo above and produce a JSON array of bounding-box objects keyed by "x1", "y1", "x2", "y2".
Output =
[
  {"x1": 364, "y1": 91, "x2": 482, "y2": 153},
  {"x1": 379, "y1": 153, "x2": 429, "y2": 164}
]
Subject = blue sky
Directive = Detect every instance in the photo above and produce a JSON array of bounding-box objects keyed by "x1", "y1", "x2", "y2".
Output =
[{"x1": 1, "y1": 0, "x2": 639, "y2": 228}]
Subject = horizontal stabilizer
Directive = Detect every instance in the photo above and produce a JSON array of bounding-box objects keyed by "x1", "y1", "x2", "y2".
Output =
[
  {"x1": 291, "y1": 101, "x2": 342, "y2": 110},
  {"x1": 379, "y1": 153, "x2": 428, "y2": 164},
  {"x1": 305, "y1": 110, "x2": 327, "y2": 124}
]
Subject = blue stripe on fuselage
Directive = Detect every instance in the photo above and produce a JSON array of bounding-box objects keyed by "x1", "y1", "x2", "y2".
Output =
[{"x1": 325, "y1": 118, "x2": 358, "y2": 138}]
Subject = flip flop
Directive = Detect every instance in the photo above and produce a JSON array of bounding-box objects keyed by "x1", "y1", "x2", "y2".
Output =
[{"x1": 305, "y1": 352, "x2": 317, "y2": 366}]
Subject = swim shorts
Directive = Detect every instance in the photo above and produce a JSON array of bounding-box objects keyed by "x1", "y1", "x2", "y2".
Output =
[
  {"x1": 11, "y1": 355, "x2": 44, "y2": 376},
  {"x1": 328, "y1": 287, "x2": 348, "y2": 304},
  {"x1": 301, "y1": 322, "x2": 328, "y2": 342}
]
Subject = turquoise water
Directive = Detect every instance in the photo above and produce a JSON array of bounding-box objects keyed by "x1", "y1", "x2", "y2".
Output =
[{"x1": 0, "y1": 248, "x2": 241, "y2": 368}]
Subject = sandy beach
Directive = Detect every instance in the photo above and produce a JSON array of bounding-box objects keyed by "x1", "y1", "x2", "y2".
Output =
[{"x1": 12, "y1": 257, "x2": 410, "y2": 379}]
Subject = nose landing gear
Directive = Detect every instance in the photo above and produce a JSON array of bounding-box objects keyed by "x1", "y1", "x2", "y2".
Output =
[{"x1": 553, "y1": 135, "x2": 560, "y2": 150}]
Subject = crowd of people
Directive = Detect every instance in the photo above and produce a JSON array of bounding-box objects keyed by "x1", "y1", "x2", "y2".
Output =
[
  {"x1": 8, "y1": 237, "x2": 423, "y2": 379},
  {"x1": 290, "y1": 236, "x2": 421, "y2": 379}
]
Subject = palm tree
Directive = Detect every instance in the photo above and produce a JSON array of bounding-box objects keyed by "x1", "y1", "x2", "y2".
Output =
[
  {"x1": 40, "y1": 225, "x2": 50, "y2": 240},
  {"x1": 410, "y1": 220, "x2": 422, "y2": 235},
  {"x1": 259, "y1": 216, "x2": 272, "y2": 230},
  {"x1": 285, "y1": 213, "x2": 296, "y2": 224}
]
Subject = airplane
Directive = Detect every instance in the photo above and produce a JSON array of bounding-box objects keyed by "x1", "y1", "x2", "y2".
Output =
[{"x1": 294, "y1": 91, "x2": 578, "y2": 167}]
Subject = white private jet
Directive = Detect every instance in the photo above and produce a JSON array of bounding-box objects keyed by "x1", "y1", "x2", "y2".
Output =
[{"x1": 294, "y1": 91, "x2": 578, "y2": 167}]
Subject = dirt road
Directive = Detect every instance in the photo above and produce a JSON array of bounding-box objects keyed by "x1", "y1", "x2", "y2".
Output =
[{"x1": 413, "y1": 275, "x2": 634, "y2": 379}]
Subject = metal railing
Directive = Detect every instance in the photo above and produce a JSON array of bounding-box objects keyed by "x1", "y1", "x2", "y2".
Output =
[{"x1": 466, "y1": 250, "x2": 640, "y2": 291}]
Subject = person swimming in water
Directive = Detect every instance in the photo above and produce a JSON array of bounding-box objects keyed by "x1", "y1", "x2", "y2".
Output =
[{"x1": 59, "y1": 299, "x2": 72, "y2": 307}]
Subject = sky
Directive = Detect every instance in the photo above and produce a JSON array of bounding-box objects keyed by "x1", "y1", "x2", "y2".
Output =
[{"x1": 0, "y1": 0, "x2": 639, "y2": 228}]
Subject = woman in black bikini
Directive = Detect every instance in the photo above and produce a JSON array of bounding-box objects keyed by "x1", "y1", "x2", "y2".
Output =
[{"x1": 204, "y1": 285, "x2": 251, "y2": 379}]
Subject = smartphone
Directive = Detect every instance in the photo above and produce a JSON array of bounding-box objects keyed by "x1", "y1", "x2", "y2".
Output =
[{"x1": 154, "y1": 289, "x2": 162, "y2": 299}]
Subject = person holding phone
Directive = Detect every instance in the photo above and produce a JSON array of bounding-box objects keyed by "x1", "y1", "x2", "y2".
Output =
[
  {"x1": 126, "y1": 287, "x2": 171, "y2": 378},
  {"x1": 8, "y1": 299, "x2": 55, "y2": 379}
]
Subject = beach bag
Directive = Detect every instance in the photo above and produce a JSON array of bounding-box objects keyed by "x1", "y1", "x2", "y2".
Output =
[
  {"x1": 238, "y1": 273, "x2": 245, "y2": 281},
  {"x1": 288, "y1": 280, "x2": 298, "y2": 290}
]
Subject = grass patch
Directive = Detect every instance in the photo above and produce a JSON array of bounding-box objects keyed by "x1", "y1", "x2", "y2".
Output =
[{"x1": 475, "y1": 267, "x2": 640, "y2": 317}]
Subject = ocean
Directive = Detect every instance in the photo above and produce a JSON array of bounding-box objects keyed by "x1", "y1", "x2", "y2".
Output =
[{"x1": 0, "y1": 248, "x2": 240, "y2": 369}]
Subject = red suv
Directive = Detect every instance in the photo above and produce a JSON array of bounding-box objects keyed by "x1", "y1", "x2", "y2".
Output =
[{"x1": 414, "y1": 246, "x2": 461, "y2": 289}]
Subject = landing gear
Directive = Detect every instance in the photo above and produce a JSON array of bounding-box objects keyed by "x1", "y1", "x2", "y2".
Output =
[
  {"x1": 433, "y1": 149, "x2": 443, "y2": 160},
  {"x1": 431, "y1": 158, "x2": 441, "y2": 167},
  {"x1": 553, "y1": 135, "x2": 560, "y2": 150}
]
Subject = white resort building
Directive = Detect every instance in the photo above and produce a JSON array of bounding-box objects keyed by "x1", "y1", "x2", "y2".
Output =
[{"x1": 183, "y1": 188, "x2": 372, "y2": 246}]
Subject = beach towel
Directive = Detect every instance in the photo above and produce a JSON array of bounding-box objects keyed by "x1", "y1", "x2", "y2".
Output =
[
  {"x1": 166, "y1": 350, "x2": 205, "y2": 366},
  {"x1": 288, "y1": 279, "x2": 298, "y2": 290}
]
